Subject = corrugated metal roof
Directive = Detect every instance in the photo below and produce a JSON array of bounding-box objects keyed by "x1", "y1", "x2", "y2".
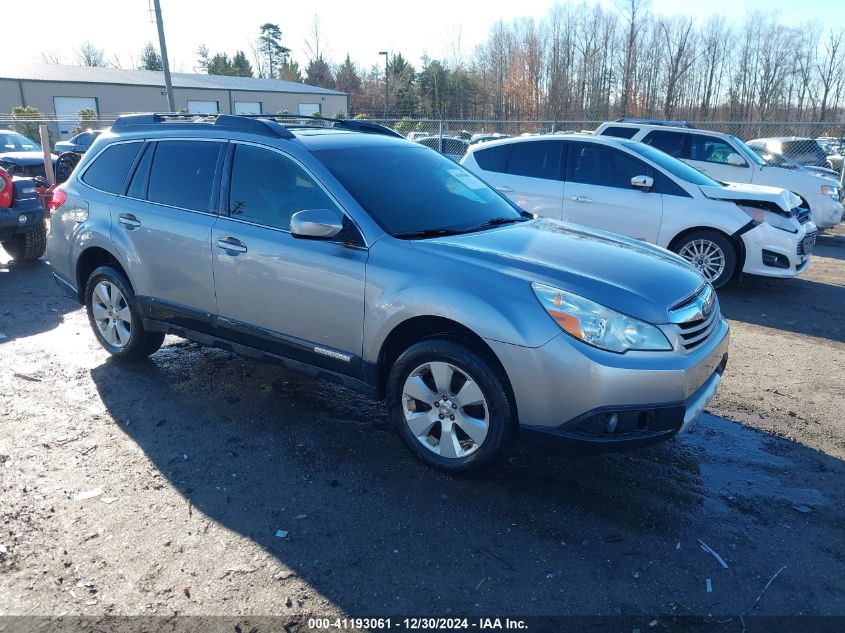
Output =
[{"x1": 0, "y1": 63, "x2": 346, "y2": 96}]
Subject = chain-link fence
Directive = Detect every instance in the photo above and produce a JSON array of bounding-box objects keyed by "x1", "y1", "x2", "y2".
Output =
[{"x1": 3, "y1": 113, "x2": 844, "y2": 186}]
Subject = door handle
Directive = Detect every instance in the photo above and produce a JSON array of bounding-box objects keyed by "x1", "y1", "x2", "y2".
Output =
[
  {"x1": 570, "y1": 195, "x2": 592, "y2": 203},
  {"x1": 216, "y1": 237, "x2": 247, "y2": 254},
  {"x1": 118, "y1": 213, "x2": 141, "y2": 229},
  {"x1": 496, "y1": 186, "x2": 514, "y2": 193}
]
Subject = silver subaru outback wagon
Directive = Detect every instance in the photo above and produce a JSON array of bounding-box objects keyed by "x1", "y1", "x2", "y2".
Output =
[{"x1": 47, "y1": 113, "x2": 729, "y2": 473}]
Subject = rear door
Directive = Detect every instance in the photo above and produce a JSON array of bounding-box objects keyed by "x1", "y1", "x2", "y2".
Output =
[
  {"x1": 109, "y1": 138, "x2": 223, "y2": 318},
  {"x1": 489, "y1": 140, "x2": 565, "y2": 218},
  {"x1": 562, "y1": 142, "x2": 663, "y2": 242}
]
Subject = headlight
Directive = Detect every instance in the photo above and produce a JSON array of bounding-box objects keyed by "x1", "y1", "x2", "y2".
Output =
[
  {"x1": 821, "y1": 184, "x2": 840, "y2": 198},
  {"x1": 531, "y1": 283, "x2": 672, "y2": 353}
]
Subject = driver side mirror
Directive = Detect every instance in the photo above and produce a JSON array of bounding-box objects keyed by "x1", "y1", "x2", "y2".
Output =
[
  {"x1": 726, "y1": 153, "x2": 747, "y2": 167},
  {"x1": 290, "y1": 209, "x2": 344, "y2": 240},
  {"x1": 631, "y1": 175, "x2": 654, "y2": 191}
]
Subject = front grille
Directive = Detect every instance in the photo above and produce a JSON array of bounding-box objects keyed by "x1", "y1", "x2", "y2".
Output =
[
  {"x1": 669, "y1": 284, "x2": 720, "y2": 352},
  {"x1": 797, "y1": 230, "x2": 817, "y2": 257}
]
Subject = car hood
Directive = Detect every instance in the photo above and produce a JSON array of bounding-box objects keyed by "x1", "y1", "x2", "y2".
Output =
[
  {"x1": 760, "y1": 164, "x2": 839, "y2": 187},
  {"x1": 410, "y1": 218, "x2": 704, "y2": 324},
  {"x1": 699, "y1": 182, "x2": 798, "y2": 214},
  {"x1": 0, "y1": 151, "x2": 58, "y2": 165}
]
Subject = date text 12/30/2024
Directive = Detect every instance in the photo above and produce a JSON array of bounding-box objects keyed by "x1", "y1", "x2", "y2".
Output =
[{"x1": 307, "y1": 618, "x2": 529, "y2": 630}]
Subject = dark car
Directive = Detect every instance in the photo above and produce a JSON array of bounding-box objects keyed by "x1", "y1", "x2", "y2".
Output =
[
  {"x1": 0, "y1": 130, "x2": 57, "y2": 178},
  {"x1": 54, "y1": 130, "x2": 103, "y2": 154},
  {"x1": 0, "y1": 166, "x2": 47, "y2": 261},
  {"x1": 417, "y1": 136, "x2": 470, "y2": 161},
  {"x1": 747, "y1": 137, "x2": 838, "y2": 170}
]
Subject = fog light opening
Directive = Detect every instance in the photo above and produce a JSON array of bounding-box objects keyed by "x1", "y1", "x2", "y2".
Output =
[{"x1": 18, "y1": 214, "x2": 27, "y2": 225}]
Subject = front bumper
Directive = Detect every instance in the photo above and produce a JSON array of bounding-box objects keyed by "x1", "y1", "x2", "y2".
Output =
[
  {"x1": 487, "y1": 317, "x2": 729, "y2": 452},
  {"x1": 809, "y1": 195, "x2": 843, "y2": 229},
  {"x1": 740, "y1": 221, "x2": 815, "y2": 278}
]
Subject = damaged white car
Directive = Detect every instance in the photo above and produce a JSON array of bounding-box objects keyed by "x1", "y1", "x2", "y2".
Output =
[{"x1": 461, "y1": 135, "x2": 817, "y2": 287}]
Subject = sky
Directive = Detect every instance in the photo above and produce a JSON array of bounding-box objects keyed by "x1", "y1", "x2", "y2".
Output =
[{"x1": 9, "y1": 0, "x2": 845, "y2": 74}]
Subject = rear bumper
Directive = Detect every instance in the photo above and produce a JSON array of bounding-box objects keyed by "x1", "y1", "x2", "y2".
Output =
[{"x1": 0, "y1": 205, "x2": 45, "y2": 241}]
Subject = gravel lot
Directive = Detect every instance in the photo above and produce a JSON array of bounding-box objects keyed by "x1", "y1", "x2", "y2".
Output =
[{"x1": 1, "y1": 226, "x2": 844, "y2": 630}]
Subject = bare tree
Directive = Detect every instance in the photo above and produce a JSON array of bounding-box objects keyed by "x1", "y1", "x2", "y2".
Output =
[
  {"x1": 41, "y1": 50, "x2": 63, "y2": 64},
  {"x1": 76, "y1": 41, "x2": 107, "y2": 67},
  {"x1": 816, "y1": 29, "x2": 845, "y2": 121}
]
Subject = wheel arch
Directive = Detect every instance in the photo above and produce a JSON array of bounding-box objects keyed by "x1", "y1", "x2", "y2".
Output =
[
  {"x1": 667, "y1": 225, "x2": 746, "y2": 279},
  {"x1": 375, "y1": 315, "x2": 516, "y2": 415},
  {"x1": 75, "y1": 246, "x2": 131, "y2": 303}
]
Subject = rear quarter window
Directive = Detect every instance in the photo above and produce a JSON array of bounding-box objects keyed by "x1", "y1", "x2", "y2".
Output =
[
  {"x1": 599, "y1": 126, "x2": 638, "y2": 139},
  {"x1": 472, "y1": 144, "x2": 511, "y2": 172},
  {"x1": 81, "y1": 142, "x2": 142, "y2": 194}
]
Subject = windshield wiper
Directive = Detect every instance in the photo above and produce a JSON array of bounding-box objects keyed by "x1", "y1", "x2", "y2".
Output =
[
  {"x1": 393, "y1": 227, "x2": 467, "y2": 239},
  {"x1": 471, "y1": 217, "x2": 528, "y2": 230}
]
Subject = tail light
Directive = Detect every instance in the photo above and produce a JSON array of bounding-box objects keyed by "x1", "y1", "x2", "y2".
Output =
[
  {"x1": 0, "y1": 167, "x2": 12, "y2": 208},
  {"x1": 50, "y1": 187, "x2": 67, "y2": 213}
]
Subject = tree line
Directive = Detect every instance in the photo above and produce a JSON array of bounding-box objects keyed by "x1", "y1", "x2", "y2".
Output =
[{"x1": 42, "y1": 2, "x2": 845, "y2": 123}]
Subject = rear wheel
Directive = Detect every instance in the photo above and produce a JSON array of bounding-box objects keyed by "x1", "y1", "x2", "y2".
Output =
[
  {"x1": 386, "y1": 339, "x2": 515, "y2": 474},
  {"x1": 2, "y1": 222, "x2": 47, "y2": 261},
  {"x1": 673, "y1": 230, "x2": 736, "y2": 288},
  {"x1": 84, "y1": 266, "x2": 164, "y2": 360}
]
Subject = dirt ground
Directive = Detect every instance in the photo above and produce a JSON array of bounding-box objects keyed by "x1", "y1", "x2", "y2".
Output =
[{"x1": 1, "y1": 225, "x2": 844, "y2": 631}]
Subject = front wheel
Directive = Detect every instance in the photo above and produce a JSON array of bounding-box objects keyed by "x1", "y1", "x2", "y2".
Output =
[
  {"x1": 672, "y1": 230, "x2": 737, "y2": 288},
  {"x1": 386, "y1": 339, "x2": 515, "y2": 474},
  {"x1": 84, "y1": 266, "x2": 164, "y2": 360}
]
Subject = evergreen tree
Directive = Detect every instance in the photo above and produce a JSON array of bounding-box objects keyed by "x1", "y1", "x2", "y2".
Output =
[
  {"x1": 232, "y1": 51, "x2": 253, "y2": 77},
  {"x1": 139, "y1": 42, "x2": 163, "y2": 71}
]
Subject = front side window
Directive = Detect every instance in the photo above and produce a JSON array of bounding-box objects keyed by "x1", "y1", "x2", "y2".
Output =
[
  {"x1": 689, "y1": 134, "x2": 740, "y2": 164},
  {"x1": 316, "y1": 145, "x2": 524, "y2": 237},
  {"x1": 81, "y1": 142, "x2": 142, "y2": 194},
  {"x1": 227, "y1": 144, "x2": 342, "y2": 230},
  {"x1": 570, "y1": 143, "x2": 651, "y2": 189},
  {"x1": 641, "y1": 130, "x2": 687, "y2": 158},
  {"x1": 624, "y1": 141, "x2": 720, "y2": 187},
  {"x1": 505, "y1": 141, "x2": 563, "y2": 180},
  {"x1": 147, "y1": 141, "x2": 222, "y2": 212}
]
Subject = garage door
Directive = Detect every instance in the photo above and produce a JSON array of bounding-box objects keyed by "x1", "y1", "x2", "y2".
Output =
[
  {"x1": 298, "y1": 103, "x2": 321, "y2": 116},
  {"x1": 187, "y1": 100, "x2": 219, "y2": 114},
  {"x1": 53, "y1": 97, "x2": 98, "y2": 139},
  {"x1": 234, "y1": 101, "x2": 261, "y2": 115}
]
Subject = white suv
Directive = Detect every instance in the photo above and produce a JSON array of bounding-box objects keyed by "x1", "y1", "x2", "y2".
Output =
[
  {"x1": 461, "y1": 134, "x2": 816, "y2": 288},
  {"x1": 594, "y1": 121, "x2": 843, "y2": 229}
]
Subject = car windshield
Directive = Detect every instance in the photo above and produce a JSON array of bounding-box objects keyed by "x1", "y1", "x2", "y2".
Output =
[
  {"x1": 623, "y1": 141, "x2": 721, "y2": 187},
  {"x1": 316, "y1": 145, "x2": 526, "y2": 237},
  {"x1": 0, "y1": 133, "x2": 41, "y2": 152}
]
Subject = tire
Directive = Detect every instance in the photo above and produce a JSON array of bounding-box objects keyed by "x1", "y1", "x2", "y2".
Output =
[
  {"x1": 55, "y1": 152, "x2": 81, "y2": 184},
  {"x1": 672, "y1": 230, "x2": 737, "y2": 289},
  {"x1": 386, "y1": 339, "x2": 515, "y2": 474},
  {"x1": 84, "y1": 265, "x2": 164, "y2": 361},
  {"x1": 2, "y1": 222, "x2": 47, "y2": 261}
]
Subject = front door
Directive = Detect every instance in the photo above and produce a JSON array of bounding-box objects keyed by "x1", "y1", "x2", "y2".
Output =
[
  {"x1": 211, "y1": 142, "x2": 367, "y2": 370},
  {"x1": 562, "y1": 142, "x2": 663, "y2": 243}
]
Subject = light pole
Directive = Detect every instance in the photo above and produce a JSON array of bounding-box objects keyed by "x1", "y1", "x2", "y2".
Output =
[
  {"x1": 152, "y1": 0, "x2": 176, "y2": 113},
  {"x1": 379, "y1": 51, "x2": 388, "y2": 118}
]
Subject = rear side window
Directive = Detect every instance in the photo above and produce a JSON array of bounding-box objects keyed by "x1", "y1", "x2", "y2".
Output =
[
  {"x1": 227, "y1": 144, "x2": 342, "y2": 230},
  {"x1": 599, "y1": 126, "x2": 638, "y2": 139},
  {"x1": 81, "y1": 142, "x2": 142, "y2": 194},
  {"x1": 147, "y1": 141, "x2": 222, "y2": 212},
  {"x1": 570, "y1": 143, "x2": 651, "y2": 189},
  {"x1": 505, "y1": 141, "x2": 563, "y2": 180},
  {"x1": 642, "y1": 130, "x2": 687, "y2": 158},
  {"x1": 473, "y1": 144, "x2": 510, "y2": 172}
]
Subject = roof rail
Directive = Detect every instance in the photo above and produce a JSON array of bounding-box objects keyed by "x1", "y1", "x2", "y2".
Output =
[
  {"x1": 235, "y1": 113, "x2": 405, "y2": 139},
  {"x1": 111, "y1": 112, "x2": 404, "y2": 140},
  {"x1": 111, "y1": 113, "x2": 294, "y2": 139},
  {"x1": 614, "y1": 117, "x2": 696, "y2": 129}
]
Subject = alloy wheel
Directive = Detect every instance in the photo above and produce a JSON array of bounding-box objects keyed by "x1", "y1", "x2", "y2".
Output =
[
  {"x1": 401, "y1": 361, "x2": 490, "y2": 459},
  {"x1": 91, "y1": 280, "x2": 132, "y2": 348},
  {"x1": 678, "y1": 239, "x2": 726, "y2": 282}
]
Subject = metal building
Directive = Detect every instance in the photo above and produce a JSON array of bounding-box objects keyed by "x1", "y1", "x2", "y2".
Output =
[{"x1": 0, "y1": 63, "x2": 348, "y2": 139}]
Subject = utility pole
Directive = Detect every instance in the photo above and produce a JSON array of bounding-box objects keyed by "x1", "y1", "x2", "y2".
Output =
[
  {"x1": 153, "y1": 0, "x2": 176, "y2": 113},
  {"x1": 379, "y1": 51, "x2": 388, "y2": 118}
]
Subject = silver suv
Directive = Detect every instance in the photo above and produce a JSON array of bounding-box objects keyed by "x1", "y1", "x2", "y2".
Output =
[{"x1": 47, "y1": 114, "x2": 729, "y2": 473}]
